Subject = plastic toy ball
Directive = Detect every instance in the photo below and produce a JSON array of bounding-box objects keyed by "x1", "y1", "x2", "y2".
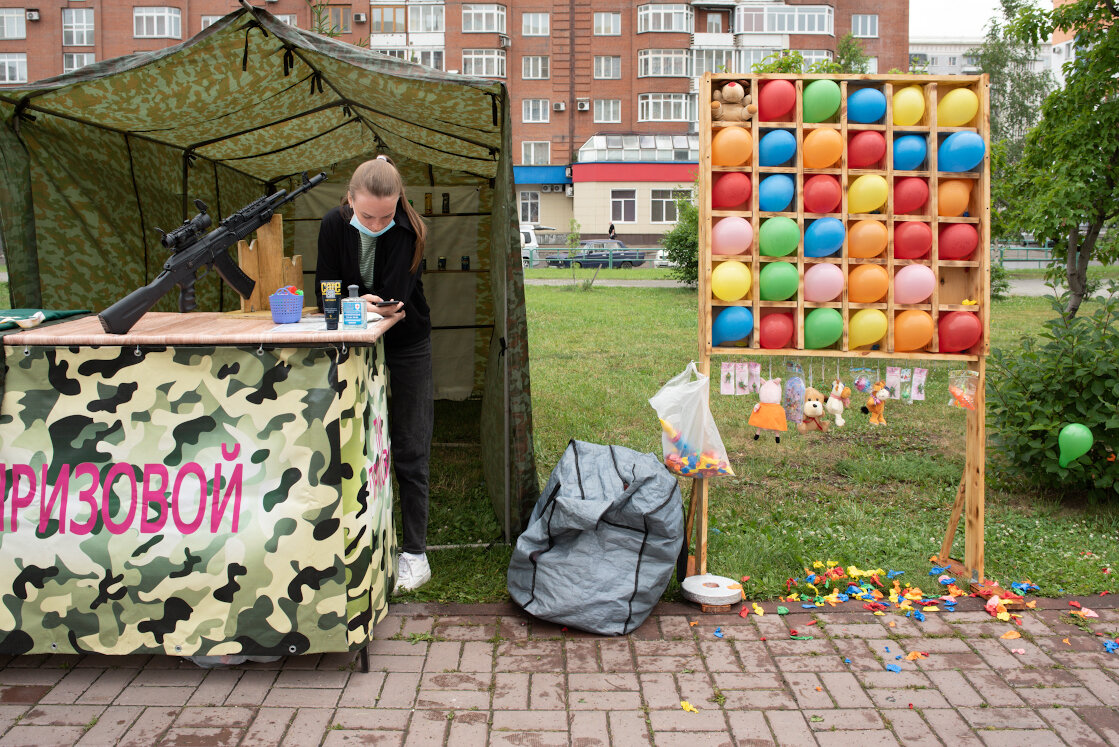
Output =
[
  {"x1": 893, "y1": 221, "x2": 932, "y2": 259},
  {"x1": 938, "y1": 223, "x2": 979, "y2": 260},
  {"x1": 846, "y1": 87, "x2": 887, "y2": 123},
  {"x1": 711, "y1": 216, "x2": 753, "y2": 255},
  {"x1": 758, "y1": 79, "x2": 796, "y2": 120},
  {"x1": 1058, "y1": 423, "x2": 1093, "y2": 468},
  {"x1": 711, "y1": 126, "x2": 753, "y2": 166},
  {"x1": 847, "y1": 220, "x2": 888, "y2": 258},
  {"x1": 937, "y1": 88, "x2": 980, "y2": 127},
  {"x1": 711, "y1": 260, "x2": 753, "y2": 301},
  {"x1": 893, "y1": 135, "x2": 928, "y2": 171},
  {"x1": 711, "y1": 172, "x2": 752, "y2": 209},
  {"x1": 712, "y1": 306, "x2": 754, "y2": 346},
  {"x1": 758, "y1": 129, "x2": 797, "y2": 166},
  {"x1": 759, "y1": 312, "x2": 795, "y2": 349},
  {"x1": 803, "y1": 80, "x2": 841, "y2": 123},
  {"x1": 759, "y1": 174, "x2": 795, "y2": 213},
  {"x1": 892, "y1": 85, "x2": 926, "y2": 126},
  {"x1": 938, "y1": 131, "x2": 986, "y2": 173},
  {"x1": 803, "y1": 218, "x2": 845, "y2": 258}
]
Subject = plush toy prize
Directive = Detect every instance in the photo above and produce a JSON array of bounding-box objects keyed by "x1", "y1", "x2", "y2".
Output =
[
  {"x1": 825, "y1": 379, "x2": 851, "y2": 427},
  {"x1": 750, "y1": 378, "x2": 787, "y2": 443},
  {"x1": 711, "y1": 81, "x2": 758, "y2": 122},
  {"x1": 797, "y1": 387, "x2": 830, "y2": 433},
  {"x1": 860, "y1": 380, "x2": 889, "y2": 426}
]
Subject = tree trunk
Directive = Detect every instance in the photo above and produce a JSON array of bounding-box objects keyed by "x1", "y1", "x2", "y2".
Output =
[{"x1": 1064, "y1": 220, "x2": 1102, "y2": 318}]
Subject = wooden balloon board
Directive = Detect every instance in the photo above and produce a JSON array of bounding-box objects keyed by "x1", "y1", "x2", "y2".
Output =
[{"x1": 691, "y1": 73, "x2": 991, "y2": 587}]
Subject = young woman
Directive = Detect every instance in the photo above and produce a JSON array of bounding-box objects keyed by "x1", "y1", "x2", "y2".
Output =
[{"x1": 315, "y1": 155, "x2": 433, "y2": 592}]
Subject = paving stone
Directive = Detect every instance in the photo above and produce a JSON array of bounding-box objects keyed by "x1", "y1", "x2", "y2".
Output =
[
  {"x1": 491, "y1": 671, "x2": 527, "y2": 710},
  {"x1": 867, "y1": 688, "x2": 951, "y2": 710},
  {"x1": 445, "y1": 710, "x2": 489, "y2": 746},
  {"x1": 973, "y1": 729, "x2": 1063, "y2": 746},
  {"x1": 336, "y1": 671, "x2": 385, "y2": 708},
  {"x1": 261, "y1": 686, "x2": 341, "y2": 708},
  {"x1": 76, "y1": 668, "x2": 137, "y2": 705},
  {"x1": 1071, "y1": 706, "x2": 1119, "y2": 743},
  {"x1": 725, "y1": 710, "x2": 775, "y2": 746},
  {"x1": 1039, "y1": 707, "x2": 1109, "y2": 746},
  {"x1": 158, "y1": 726, "x2": 244, "y2": 746},
  {"x1": 1070, "y1": 667, "x2": 1119, "y2": 706},
  {"x1": 647, "y1": 707, "x2": 729, "y2": 732},
  {"x1": 279, "y1": 708, "x2": 334, "y2": 747},
  {"x1": 955, "y1": 707, "x2": 1048, "y2": 730},
  {"x1": 879, "y1": 708, "x2": 941, "y2": 747},
  {"x1": 403, "y1": 708, "x2": 449, "y2": 745},
  {"x1": 490, "y1": 709, "x2": 567, "y2": 732},
  {"x1": 570, "y1": 710, "x2": 608, "y2": 746},
  {"x1": 818, "y1": 671, "x2": 874, "y2": 708},
  {"x1": 565, "y1": 640, "x2": 600, "y2": 673},
  {"x1": 959, "y1": 670, "x2": 1026, "y2": 707},
  {"x1": 117, "y1": 706, "x2": 181, "y2": 747},
  {"x1": 783, "y1": 672, "x2": 834, "y2": 710},
  {"x1": 0, "y1": 725, "x2": 88, "y2": 746},
  {"x1": 333, "y1": 708, "x2": 411, "y2": 730},
  {"x1": 765, "y1": 710, "x2": 816, "y2": 746},
  {"x1": 920, "y1": 708, "x2": 984, "y2": 746},
  {"x1": 240, "y1": 707, "x2": 294, "y2": 745},
  {"x1": 814, "y1": 730, "x2": 901, "y2": 746},
  {"x1": 804, "y1": 708, "x2": 884, "y2": 730},
  {"x1": 651, "y1": 732, "x2": 735, "y2": 747},
  {"x1": 74, "y1": 705, "x2": 142, "y2": 746},
  {"x1": 185, "y1": 668, "x2": 241, "y2": 706},
  {"x1": 530, "y1": 672, "x2": 565, "y2": 710},
  {"x1": 638, "y1": 671, "x2": 680, "y2": 710},
  {"x1": 457, "y1": 642, "x2": 493, "y2": 673},
  {"x1": 924, "y1": 669, "x2": 984, "y2": 707}
]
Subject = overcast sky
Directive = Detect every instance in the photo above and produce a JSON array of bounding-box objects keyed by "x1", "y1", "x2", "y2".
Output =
[{"x1": 909, "y1": 0, "x2": 1052, "y2": 40}]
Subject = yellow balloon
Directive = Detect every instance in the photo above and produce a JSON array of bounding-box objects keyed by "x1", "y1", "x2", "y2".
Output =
[
  {"x1": 938, "y1": 88, "x2": 980, "y2": 127},
  {"x1": 938, "y1": 179, "x2": 973, "y2": 217},
  {"x1": 711, "y1": 260, "x2": 753, "y2": 301},
  {"x1": 849, "y1": 308, "x2": 888, "y2": 348},
  {"x1": 847, "y1": 174, "x2": 888, "y2": 214},
  {"x1": 893, "y1": 85, "x2": 926, "y2": 126}
]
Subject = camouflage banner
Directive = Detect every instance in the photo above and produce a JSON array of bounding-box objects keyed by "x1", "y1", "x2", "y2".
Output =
[{"x1": 0, "y1": 342, "x2": 394, "y2": 656}]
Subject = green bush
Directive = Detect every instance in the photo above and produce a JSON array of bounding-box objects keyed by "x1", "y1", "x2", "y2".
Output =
[
  {"x1": 988, "y1": 285, "x2": 1119, "y2": 500},
  {"x1": 663, "y1": 194, "x2": 698, "y2": 286},
  {"x1": 990, "y1": 261, "x2": 1011, "y2": 300}
]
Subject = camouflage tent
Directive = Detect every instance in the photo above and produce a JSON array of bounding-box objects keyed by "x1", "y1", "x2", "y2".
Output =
[{"x1": 0, "y1": 5, "x2": 538, "y2": 537}]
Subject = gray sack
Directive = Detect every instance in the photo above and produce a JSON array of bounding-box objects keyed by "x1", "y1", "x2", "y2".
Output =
[{"x1": 507, "y1": 440, "x2": 684, "y2": 635}]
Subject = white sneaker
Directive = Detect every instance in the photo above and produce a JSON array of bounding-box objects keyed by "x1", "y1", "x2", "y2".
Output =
[{"x1": 395, "y1": 552, "x2": 432, "y2": 593}]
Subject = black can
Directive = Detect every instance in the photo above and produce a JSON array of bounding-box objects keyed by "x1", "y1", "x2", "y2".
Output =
[
  {"x1": 461, "y1": 255, "x2": 470, "y2": 271},
  {"x1": 421, "y1": 258, "x2": 427, "y2": 272},
  {"x1": 442, "y1": 193, "x2": 450, "y2": 214},
  {"x1": 437, "y1": 256, "x2": 447, "y2": 270}
]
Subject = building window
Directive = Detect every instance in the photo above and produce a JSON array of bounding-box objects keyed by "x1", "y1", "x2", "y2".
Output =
[
  {"x1": 611, "y1": 190, "x2": 636, "y2": 223},
  {"x1": 370, "y1": 6, "x2": 406, "y2": 33},
  {"x1": 800, "y1": 49, "x2": 833, "y2": 68},
  {"x1": 522, "y1": 141, "x2": 550, "y2": 165},
  {"x1": 373, "y1": 48, "x2": 408, "y2": 60},
  {"x1": 275, "y1": 15, "x2": 298, "y2": 26},
  {"x1": 652, "y1": 189, "x2": 688, "y2": 223},
  {"x1": 520, "y1": 191, "x2": 540, "y2": 223},
  {"x1": 522, "y1": 12, "x2": 548, "y2": 36},
  {"x1": 0, "y1": 53, "x2": 28, "y2": 83},
  {"x1": 638, "y1": 93, "x2": 693, "y2": 122},
  {"x1": 326, "y1": 6, "x2": 352, "y2": 33},
  {"x1": 594, "y1": 99, "x2": 621, "y2": 123},
  {"x1": 63, "y1": 53, "x2": 96, "y2": 73},
  {"x1": 522, "y1": 55, "x2": 549, "y2": 79},
  {"x1": 866, "y1": 56, "x2": 878, "y2": 74},
  {"x1": 411, "y1": 48, "x2": 444, "y2": 70},
  {"x1": 735, "y1": 5, "x2": 832, "y2": 35},
  {"x1": 462, "y1": 4, "x2": 505, "y2": 33},
  {"x1": 62, "y1": 8, "x2": 95, "y2": 46},
  {"x1": 522, "y1": 98, "x2": 550, "y2": 123},
  {"x1": 638, "y1": 4, "x2": 692, "y2": 33},
  {"x1": 462, "y1": 49, "x2": 505, "y2": 77},
  {"x1": 638, "y1": 49, "x2": 690, "y2": 77},
  {"x1": 706, "y1": 14, "x2": 722, "y2": 33},
  {"x1": 594, "y1": 56, "x2": 621, "y2": 79},
  {"x1": 134, "y1": 7, "x2": 182, "y2": 39},
  {"x1": 948, "y1": 56, "x2": 957, "y2": 66},
  {"x1": 0, "y1": 9, "x2": 26, "y2": 40},
  {"x1": 594, "y1": 12, "x2": 620, "y2": 35},
  {"x1": 409, "y1": 5, "x2": 445, "y2": 33},
  {"x1": 200, "y1": 15, "x2": 223, "y2": 29},
  {"x1": 851, "y1": 13, "x2": 877, "y2": 38},
  {"x1": 693, "y1": 48, "x2": 735, "y2": 77}
]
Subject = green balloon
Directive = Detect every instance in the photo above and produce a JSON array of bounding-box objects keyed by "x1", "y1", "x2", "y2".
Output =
[
  {"x1": 1058, "y1": 423, "x2": 1093, "y2": 467},
  {"x1": 804, "y1": 308, "x2": 843, "y2": 349},
  {"x1": 759, "y1": 217, "x2": 801, "y2": 257},
  {"x1": 803, "y1": 79, "x2": 841, "y2": 123},
  {"x1": 759, "y1": 261, "x2": 799, "y2": 301}
]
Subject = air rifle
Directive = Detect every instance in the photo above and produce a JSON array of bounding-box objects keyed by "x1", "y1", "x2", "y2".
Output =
[{"x1": 98, "y1": 171, "x2": 327, "y2": 334}]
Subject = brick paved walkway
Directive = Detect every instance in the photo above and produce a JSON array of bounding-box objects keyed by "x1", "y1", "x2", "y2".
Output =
[{"x1": 1, "y1": 597, "x2": 1117, "y2": 746}]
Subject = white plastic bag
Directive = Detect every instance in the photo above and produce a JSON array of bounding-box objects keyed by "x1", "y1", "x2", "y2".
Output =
[{"x1": 649, "y1": 362, "x2": 734, "y2": 477}]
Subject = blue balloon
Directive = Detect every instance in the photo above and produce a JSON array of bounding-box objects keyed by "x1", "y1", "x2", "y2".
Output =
[
  {"x1": 758, "y1": 129, "x2": 797, "y2": 166},
  {"x1": 803, "y1": 218, "x2": 845, "y2": 257},
  {"x1": 758, "y1": 174, "x2": 795, "y2": 213},
  {"x1": 938, "y1": 131, "x2": 986, "y2": 172},
  {"x1": 847, "y1": 88, "x2": 886, "y2": 124},
  {"x1": 893, "y1": 135, "x2": 928, "y2": 171},
  {"x1": 712, "y1": 306, "x2": 754, "y2": 346}
]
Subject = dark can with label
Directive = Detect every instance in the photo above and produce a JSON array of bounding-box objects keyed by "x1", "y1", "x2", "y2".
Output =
[
  {"x1": 421, "y1": 258, "x2": 427, "y2": 272},
  {"x1": 442, "y1": 193, "x2": 450, "y2": 214},
  {"x1": 437, "y1": 256, "x2": 447, "y2": 270},
  {"x1": 461, "y1": 255, "x2": 470, "y2": 271},
  {"x1": 424, "y1": 192, "x2": 433, "y2": 215}
]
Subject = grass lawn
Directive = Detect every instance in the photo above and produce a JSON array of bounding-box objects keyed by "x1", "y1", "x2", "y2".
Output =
[{"x1": 408, "y1": 286, "x2": 1119, "y2": 604}]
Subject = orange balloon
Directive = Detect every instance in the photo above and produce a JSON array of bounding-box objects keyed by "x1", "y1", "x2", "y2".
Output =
[
  {"x1": 894, "y1": 310, "x2": 935, "y2": 351},
  {"x1": 712, "y1": 126, "x2": 753, "y2": 167},
  {"x1": 938, "y1": 179, "x2": 973, "y2": 217},
  {"x1": 802, "y1": 128, "x2": 843, "y2": 169},
  {"x1": 848, "y1": 264, "x2": 889, "y2": 303},
  {"x1": 847, "y1": 220, "x2": 888, "y2": 258}
]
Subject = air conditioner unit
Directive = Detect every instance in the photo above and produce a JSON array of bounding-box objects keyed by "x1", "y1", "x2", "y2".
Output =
[
  {"x1": 354, "y1": 12, "x2": 367, "y2": 22},
  {"x1": 565, "y1": 166, "x2": 573, "y2": 177},
  {"x1": 498, "y1": 34, "x2": 511, "y2": 48},
  {"x1": 576, "y1": 100, "x2": 590, "y2": 111},
  {"x1": 552, "y1": 101, "x2": 565, "y2": 112},
  {"x1": 25, "y1": 9, "x2": 41, "y2": 21},
  {"x1": 565, "y1": 185, "x2": 574, "y2": 197},
  {"x1": 540, "y1": 184, "x2": 552, "y2": 192}
]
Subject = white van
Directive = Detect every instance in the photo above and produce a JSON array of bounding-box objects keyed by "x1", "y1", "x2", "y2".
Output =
[{"x1": 519, "y1": 224, "x2": 553, "y2": 267}]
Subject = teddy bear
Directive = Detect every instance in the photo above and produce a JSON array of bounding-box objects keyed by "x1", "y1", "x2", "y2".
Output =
[
  {"x1": 860, "y1": 380, "x2": 889, "y2": 426},
  {"x1": 749, "y1": 377, "x2": 787, "y2": 443},
  {"x1": 826, "y1": 379, "x2": 851, "y2": 427},
  {"x1": 797, "y1": 387, "x2": 830, "y2": 433},
  {"x1": 711, "y1": 81, "x2": 757, "y2": 122}
]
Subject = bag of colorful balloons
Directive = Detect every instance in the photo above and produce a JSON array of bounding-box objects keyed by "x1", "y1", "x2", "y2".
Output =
[{"x1": 648, "y1": 362, "x2": 734, "y2": 478}]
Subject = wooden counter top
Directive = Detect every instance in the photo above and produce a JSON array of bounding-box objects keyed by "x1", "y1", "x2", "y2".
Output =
[{"x1": 3, "y1": 311, "x2": 398, "y2": 347}]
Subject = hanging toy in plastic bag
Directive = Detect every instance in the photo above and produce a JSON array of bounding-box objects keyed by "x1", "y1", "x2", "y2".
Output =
[
  {"x1": 851, "y1": 367, "x2": 874, "y2": 394},
  {"x1": 750, "y1": 378, "x2": 787, "y2": 443},
  {"x1": 860, "y1": 380, "x2": 889, "y2": 425},
  {"x1": 783, "y1": 361, "x2": 805, "y2": 425},
  {"x1": 826, "y1": 379, "x2": 851, "y2": 427},
  {"x1": 948, "y1": 369, "x2": 979, "y2": 410}
]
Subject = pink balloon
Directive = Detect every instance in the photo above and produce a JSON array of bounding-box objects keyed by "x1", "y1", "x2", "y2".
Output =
[
  {"x1": 711, "y1": 217, "x2": 753, "y2": 255},
  {"x1": 803, "y1": 263, "x2": 844, "y2": 302},
  {"x1": 894, "y1": 264, "x2": 936, "y2": 304}
]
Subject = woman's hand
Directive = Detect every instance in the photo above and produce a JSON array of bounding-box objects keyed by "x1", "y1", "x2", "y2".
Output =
[{"x1": 361, "y1": 294, "x2": 405, "y2": 318}]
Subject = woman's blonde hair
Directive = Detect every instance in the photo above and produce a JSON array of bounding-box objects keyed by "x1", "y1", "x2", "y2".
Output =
[{"x1": 348, "y1": 155, "x2": 427, "y2": 272}]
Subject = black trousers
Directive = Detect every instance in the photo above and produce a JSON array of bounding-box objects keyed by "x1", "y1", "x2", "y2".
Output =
[{"x1": 384, "y1": 336, "x2": 433, "y2": 555}]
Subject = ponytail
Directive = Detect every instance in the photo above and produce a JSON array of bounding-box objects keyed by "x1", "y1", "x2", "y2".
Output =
[{"x1": 348, "y1": 155, "x2": 427, "y2": 272}]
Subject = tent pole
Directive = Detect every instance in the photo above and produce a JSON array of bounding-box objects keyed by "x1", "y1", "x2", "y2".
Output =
[{"x1": 503, "y1": 297, "x2": 511, "y2": 544}]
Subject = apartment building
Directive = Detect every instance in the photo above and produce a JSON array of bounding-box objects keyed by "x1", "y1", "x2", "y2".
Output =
[{"x1": 0, "y1": 1, "x2": 908, "y2": 243}]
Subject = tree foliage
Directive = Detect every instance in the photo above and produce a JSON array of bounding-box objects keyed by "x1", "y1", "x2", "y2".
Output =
[
  {"x1": 751, "y1": 36, "x2": 869, "y2": 75},
  {"x1": 1001, "y1": 0, "x2": 1119, "y2": 317},
  {"x1": 662, "y1": 193, "x2": 698, "y2": 287}
]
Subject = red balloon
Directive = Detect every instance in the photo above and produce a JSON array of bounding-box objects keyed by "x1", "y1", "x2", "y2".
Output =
[
  {"x1": 712, "y1": 172, "x2": 752, "y2": 209},
  {"x1": 938, "y1": 311, "x2": 982, "y2": 352},
  {"x1": 894, "y1": 177, "x2": 929, "y2": 214},
  {"x1": 758, "y1": 80, "x2": 796, "y2": 121},
  {"x1": 847, "y1": 131, "x2": 886, "y2": 168},
  {"x1": 938, "y1": 223, "x2": 979, "y2": 260},
  {"x1": 893, "y1": 221, "x2": 932, "y2": 259},
  {"x1": 759, "y1": 312, "x2": 795, "y2": 349},
  {"x1": 803, "y1": 175, "x2": 841, "y2": 214}
]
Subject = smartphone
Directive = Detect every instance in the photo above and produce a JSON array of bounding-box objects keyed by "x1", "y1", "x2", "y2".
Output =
[{"x1": 373, "y1": 300, "x2": 402, "y2": 308}]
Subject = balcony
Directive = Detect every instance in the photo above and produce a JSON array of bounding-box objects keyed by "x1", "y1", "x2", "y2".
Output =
[
  {"x1": 692, "y1": 32, "x2": 733, "y2": 47},
  {"x1": 369, "y1": 33, "x2": 407, "y2": 47}
]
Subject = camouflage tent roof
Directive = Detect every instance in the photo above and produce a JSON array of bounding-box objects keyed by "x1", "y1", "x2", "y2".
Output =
[{"x1": 0, "y1": 4, "x2": 538, "y2": 537}]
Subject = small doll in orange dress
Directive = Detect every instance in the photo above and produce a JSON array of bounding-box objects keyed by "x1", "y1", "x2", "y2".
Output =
[{"x1": 749, "y1": 377, "x2": 787, "y2": 443}]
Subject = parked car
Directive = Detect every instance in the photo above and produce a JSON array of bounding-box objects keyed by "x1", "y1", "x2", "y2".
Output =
[
  {"x1": 653, "y1": 249, "x2": 676, "y2": 268},
  {"x1": 520, "y1": 224, "x2": 555, "y2": 267},
  {"x1": 547, "y1": 240, "x2": 644, "y2": 268}
]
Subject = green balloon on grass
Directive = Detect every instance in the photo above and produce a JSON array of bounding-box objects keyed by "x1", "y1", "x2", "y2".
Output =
[
  {"x1": 759, "y1": 261, "x2": 799, "y2": 301},
  {"x1": 804, "y1": 308, "x2": 843, "y2": 348},
  {"x1": 759, "y1": 217, "x2": 801, "y2": 257},
  {"x1": 803, "y1": 79, "x2": 841, "y2": 123},
  {"x1": 1058, "y1": 423, "x2": 1093, "y2": 467}
]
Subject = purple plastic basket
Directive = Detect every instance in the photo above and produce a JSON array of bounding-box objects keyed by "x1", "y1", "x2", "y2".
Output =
[{"x1": 268, "y1": 290, "x2": 303, "y2": 324}]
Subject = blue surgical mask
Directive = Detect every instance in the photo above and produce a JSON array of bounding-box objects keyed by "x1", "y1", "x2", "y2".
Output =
[{"x1": 350, "y1": 213, "x2": 395, "y2": 238}]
